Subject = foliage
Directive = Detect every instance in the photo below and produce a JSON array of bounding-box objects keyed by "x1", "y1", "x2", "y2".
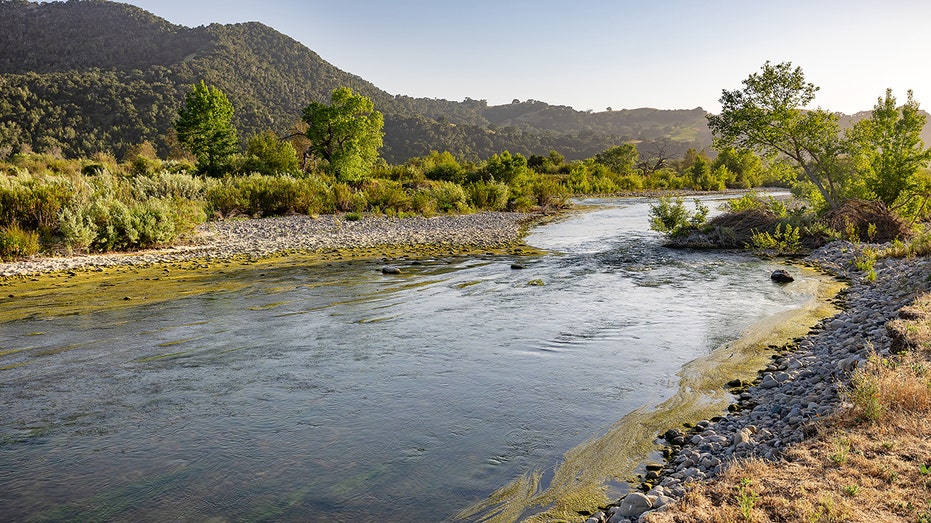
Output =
[
  {"x1": 708, "y1": 61, "x2": 847, "y2": 209},
  {"x1": 594, "y1": 144, "x2": 637, "y2": 174},
  {"x1": 649, "y1": 197, "x2": 709, "y2": 237},
  {"x1": 749, "y1": 223, "x2": 802, "y2": 256},
  {"x1": 465, "y1": 180, "x2": 509, "y2": 211},
  {"x1": 846, "y1": 89, "x2": 931, "y2": 209},
  {"x1": 175, "y1": 81, "x2": 240, "y2": 177},
  {"x1": 302, "y1": 87, "x2": 384, "y2": 183},
  {"x1": 0, "y1": 224, "x2": 40, "y2": 261},
  {"x1": 242, "y1": 130, "x2": 300, "y2": 175},
  {"x1": 712, "y1": 147, "x2": 765, "y2": 189},
  {"x1": 723, "y1": 191, "x2": 788, "y2": 217},
  {"x1": 0, "y1": 1, "x2": 717, "y2": 165}
]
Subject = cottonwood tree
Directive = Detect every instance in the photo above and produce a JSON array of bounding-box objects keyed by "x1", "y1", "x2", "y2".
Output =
[
  {"x1": 174, "y1": 81, "x2": 239, "y2": 177},
  {"x1": 846, "y1": 89, "x2": 931, "y2": 208},
  {"x1": 594, "y1": 143, "x2": 638, "y2": 174},
  {"x1": 302, "y1": 87, "x2": 384, "y2": 183},
  {"x1": 708, "y1": 62, "x2": 846, "y2": 209},
  {"x1": 242, "y1": 130, "x2": 300, "y2": 175}
]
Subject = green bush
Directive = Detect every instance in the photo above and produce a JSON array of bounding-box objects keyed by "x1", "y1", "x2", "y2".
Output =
[
  {"x1": 724, "y1": 191, "x2": 788, "y2": 217},
  {"x1": 649, "y1": 197, "x2": 709, "y2": 236},
  {"x1": 0, "y1": 224, "x2": 40, "y2": 261},
  {"x1": 530, "y1": 175, "x2": 570, "y2": 210},
  {"x1": 206, "y1": 174, "x2": 328, "y2": 217},
  {"x1": 59, "y1": 204, "x2": 96, "y2": 252},
  {"x1": 749, "y1": 223, "x2": 802, "y2": 256},
  {"x1": 466, "y1": 180, "x2": 509, "y2": 211},
  {"x1": 132, "y1": 171, "x2": 208, "y2": 200},
  {"x1": 363, "y1": 180, "x2": 411, "y2": 213},
  {"x1": 424, "y1": 180, "x2": 467, "y2": 212},
  {"x1": 0, "y1": 173, "x2": 75, "y2": 230}
]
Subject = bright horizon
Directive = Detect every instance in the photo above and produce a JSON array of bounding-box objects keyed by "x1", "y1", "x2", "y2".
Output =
[{"x1": 47, "y1": 0, "x2": 931, "y2": 114}]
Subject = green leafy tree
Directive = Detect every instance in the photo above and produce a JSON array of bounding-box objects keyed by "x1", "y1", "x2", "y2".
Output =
[
  {"x1": 481, "y1": 151, "x2": 528, "y2": 184},
  {"x1": 594, "y1": 144, "x2": 638, "y2": 174},
  {"x1": 846, "y1": 89, "x2": 931, "y2": 208},
  {"x1": 712, "y1": 147, "x2": 764, "y2": 188},
  {"x1": 242, "y1": 130, "x2": 300, "y2": 175},
  {"x1": 707, "y1": 61, "x2": 846, "y2": 209},
  {"x1": 302, "y1": 87, "x2": 384, "y2": 183},
  {"x1": 175, "y1": 81, "x2": 239, "y2": 177}
]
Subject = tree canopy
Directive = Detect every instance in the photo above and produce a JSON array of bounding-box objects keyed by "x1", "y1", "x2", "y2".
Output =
[
  {"x1": 174, "y1": 81, "x2": 239, "y2": 176},
  {"x1": 302, "y1": 87, "x2": 384, "y2": 183},
  {"x1": 847, "y1": 89, "x2": 931, "y2": 208},
  {"x1": 707, "y1": 61, "x2": 846, "y2": 209}
]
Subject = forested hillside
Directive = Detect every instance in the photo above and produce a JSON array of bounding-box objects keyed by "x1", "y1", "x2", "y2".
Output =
[{"x1": 0, "y1": 0, "x2": 712, "y2": 162}]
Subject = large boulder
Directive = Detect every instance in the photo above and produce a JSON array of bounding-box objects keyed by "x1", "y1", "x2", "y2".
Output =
[
  {"x1": 614, "y1": 492, "x2": 654, "y2": 519},
  {"x1": 771, "y1": 269, "x2": 794, "y2": 283}
]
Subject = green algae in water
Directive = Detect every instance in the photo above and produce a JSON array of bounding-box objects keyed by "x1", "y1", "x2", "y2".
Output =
[{"x1": 459, "y1": 267, "x2": 844, "y2": 522}]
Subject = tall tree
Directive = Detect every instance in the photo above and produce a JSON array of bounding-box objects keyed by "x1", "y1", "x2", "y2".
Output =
[
  {"x1": 242, "y1": 130, "x2": 300, "y2": 175},
  {"x1": 174, "y1": 81, "x2": 239, "y2": 177},
  {"x1": 594, "y1": 143, "x2": 638, "y2": 174},
  {"x1": 846, "y1": 89, "x2": 931, "y2": 207},
  {"x1": 707, "y1": 61, "x2": 845, "y2": 209},
  {"x1": 302, "y1": 87, "x2": 384, "y2": 183}
]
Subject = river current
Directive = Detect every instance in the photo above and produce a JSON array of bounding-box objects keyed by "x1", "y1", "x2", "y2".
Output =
[{"x1": 0, "y1": 196, "x2": 821, "y2": 522}]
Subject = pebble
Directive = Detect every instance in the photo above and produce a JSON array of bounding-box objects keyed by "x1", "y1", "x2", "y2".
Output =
[
  {"x1": 0, "y1": 213, "x2": 535, "y2": 277},
  {"x1": 599, "y1": 240, "x2": 931, "y2": 520}
]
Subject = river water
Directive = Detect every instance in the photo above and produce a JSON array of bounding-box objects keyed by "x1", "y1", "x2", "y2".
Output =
[{"x1": 0, "y1": 197, "x2": 821, "y2": 522}]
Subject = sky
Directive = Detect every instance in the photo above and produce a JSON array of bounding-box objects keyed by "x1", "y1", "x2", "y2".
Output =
[{"x1": 109, "y1": 0, "x2": 931, "y2": 114}]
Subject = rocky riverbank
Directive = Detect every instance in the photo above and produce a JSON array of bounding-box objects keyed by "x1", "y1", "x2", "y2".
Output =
[
  {"x1": 0, "y1": 212, "x2": 536, "y2": 278},
  {"x1": 588, "y1": 242, "x2": 931, "y2": 523}
]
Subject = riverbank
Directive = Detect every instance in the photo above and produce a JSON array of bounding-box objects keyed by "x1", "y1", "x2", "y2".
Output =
[
  {"x1": 589, "y1": 244, "x2": 931, "y2": 523},
  {"x1": 0, "y1": 212, "x2": 538, "y2": 278}
]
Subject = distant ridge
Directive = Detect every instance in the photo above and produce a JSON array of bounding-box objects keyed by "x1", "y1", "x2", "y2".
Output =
[{"x1": 0, "y1": 0, "x2": 714, "y2": 161}]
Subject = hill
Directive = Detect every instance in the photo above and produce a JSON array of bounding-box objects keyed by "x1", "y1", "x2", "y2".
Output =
[{"x1": 0, "y1": 0, "x2": 713, "y2": 163}]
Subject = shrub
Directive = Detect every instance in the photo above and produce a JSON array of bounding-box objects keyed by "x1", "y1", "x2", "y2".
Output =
[
  {"x1": 724, "y1": 191, "x2": 788, "y2": 217},
  {"x1": 530, "y1": 175, "x2": 570, "y2": 210},
  {"x1": 59, "y1": 205, "x2": 96, "y2": 252},
  {"x1": 424, "y1": 180, "x2": 467, "y2": 212},
  {"x1": 132, "y1": 171, "x2": 208, "y2": 200},
  {"x1": 749, "y1": 223, "x2": 802, "y2": 256},
  {"x1": 466, "y1": 180, "x2": 509, "y2": 211},
  {"x1": 363, "y1": 180, "x2": 411, "y2": 213},
  {"x1": 649, "y1": 197, "x2": 709, "y2": 236},
  {"x1": 0, "y1": 224, "x2": 40, "y2": 261},
  {"x1": 0, "y1": 173, "x2": 75, "y2": 230}
]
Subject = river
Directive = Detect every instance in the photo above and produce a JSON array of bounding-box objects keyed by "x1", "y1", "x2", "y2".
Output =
[{"x1": 0, "y1": 196, "x2": 827, "y2": 522}]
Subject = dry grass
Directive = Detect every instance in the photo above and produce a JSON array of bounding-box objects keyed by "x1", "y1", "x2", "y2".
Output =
[
  {"x1": 648, "y1": 293, "x2": 931, "y2": 523},
  {"x1": 823, "y1": 199, "x2": 913, "y2": 243}
]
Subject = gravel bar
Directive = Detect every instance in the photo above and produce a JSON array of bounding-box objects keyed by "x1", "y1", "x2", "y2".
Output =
[{"x1": 0, "y1": 212, "x2": 536, "y2": 277}]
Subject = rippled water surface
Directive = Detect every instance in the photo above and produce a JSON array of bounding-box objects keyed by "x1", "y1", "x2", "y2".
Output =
[{"x1": 1, "y1": 197, "x2": 817, "y2": 522}]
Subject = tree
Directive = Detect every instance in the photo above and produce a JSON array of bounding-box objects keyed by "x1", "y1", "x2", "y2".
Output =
[
  {"x1": 846, "y1": 89, "x2": 931, "y2": 207},
  {"x1": 594, "y1": 144, "x2": 638, "y2": 174},
  {"x1": 174, "y1": 81, "x2": 239, "y2": 177},
  {"x1": 712, "y1": 147, "x2": 764, "y2": 188},
  {"x1": 302, "y1": 87, "x2": 384, "y2": 183},
  {"x1": 242, "y1": 130, "x2": 300, "y2": 175},
  {"x1": 707, "y1": 61, "x2": 845, "y2": 209}
]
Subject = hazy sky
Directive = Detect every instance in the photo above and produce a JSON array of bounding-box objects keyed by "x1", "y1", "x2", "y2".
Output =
[{"x1": 113, "y1": 0, "x2": 930, "y2": 114}]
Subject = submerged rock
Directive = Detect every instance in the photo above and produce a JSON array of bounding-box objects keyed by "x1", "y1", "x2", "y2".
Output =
[{"x1": 770, "y1": 269, "x2": 794, "y2": 283}]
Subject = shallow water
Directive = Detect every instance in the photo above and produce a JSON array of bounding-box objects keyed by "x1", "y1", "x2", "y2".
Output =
[{"x1": 1, "y1": 197, "x2": 821, "y2": 522}]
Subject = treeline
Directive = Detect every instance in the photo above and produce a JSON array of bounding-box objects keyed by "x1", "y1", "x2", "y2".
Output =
[{"x1": 0, "y1": 138, "x2": 787, "y2": 261}]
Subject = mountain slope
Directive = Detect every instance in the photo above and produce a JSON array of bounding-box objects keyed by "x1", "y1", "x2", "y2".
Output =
[{"x1": 0, "y1": 0, "x2": 712, "y2": 162}]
